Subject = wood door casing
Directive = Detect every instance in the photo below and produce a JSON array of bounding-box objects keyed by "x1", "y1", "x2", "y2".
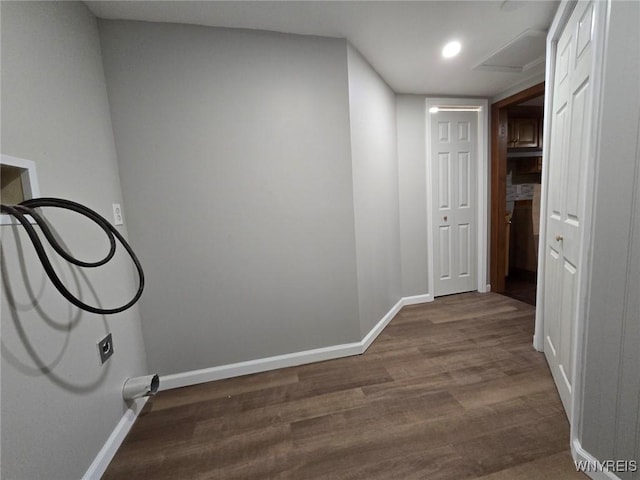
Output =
[{"x1": 490, "y1": 83, "x2": 545, "y2": 293}]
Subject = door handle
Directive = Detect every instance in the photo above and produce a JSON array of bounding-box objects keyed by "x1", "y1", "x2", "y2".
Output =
[
  {"x1": 555, "y1": 234, "x2": 564, "y2": 242},
  {"x1": 443, "y1": 216, "x2": 448, "y2": 222}
]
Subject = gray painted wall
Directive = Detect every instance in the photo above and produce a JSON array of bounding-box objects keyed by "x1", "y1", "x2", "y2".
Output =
[
  {"x1": 1, "y1": 2, "x2": 148, "y2": 479},
  {"x1": 98, "y1": 20, "x2": 361, "y2": 375},
  {"x1": 396, "y1": 95, "x2": 429, "y2": 296},
  {"x1": 579, "y1": 1, "x2": 640, "y2": 477},
  {"x1": 346, "y1": 45, "x2": 403, "y2": 336}
]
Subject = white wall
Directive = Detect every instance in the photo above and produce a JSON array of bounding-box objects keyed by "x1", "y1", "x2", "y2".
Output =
[
  {"x1": 578, "y1": 1, "x2": 640, "y2": 476},
  {"x1": 396, "y1": 95, "x2": 429, "y2": 296},
  {"x1": 396, "y1": 96, "x2": 489, "y2": 297},
  {"x1": 346, "y1": 45, "x2": 403, "y2": 336},
  {"x1": 98, "y1": 20, "x2": 362, "y2": 375},
  {"x1": 1, "y1": 3, "x2": 148, "y2": 479}
]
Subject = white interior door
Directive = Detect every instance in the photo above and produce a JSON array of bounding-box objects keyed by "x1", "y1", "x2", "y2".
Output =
[
  {"x1": 543, "y1": 0, "x2": 596, "y2": 419},
  {"x1": 431, "y1": 110, "x2": 478, "y2": 296}
]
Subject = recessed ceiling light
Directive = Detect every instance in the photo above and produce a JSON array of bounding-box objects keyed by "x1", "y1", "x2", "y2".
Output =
[
  {"x1": 429, "y1": 107, "x2": 439, "y2": 114},
  {"x1": 442, "y1": 41, "x2": 462, "y2": 59}
]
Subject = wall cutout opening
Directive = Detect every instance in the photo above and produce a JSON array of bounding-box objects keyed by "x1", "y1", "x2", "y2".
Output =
[{"x1": 1, "y1": 154, "x2": 40, "y2": 225}]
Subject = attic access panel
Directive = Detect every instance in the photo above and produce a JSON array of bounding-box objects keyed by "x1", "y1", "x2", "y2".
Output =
[{"x1": 474, "y1": 29, "x2": 547, "y2": 73}]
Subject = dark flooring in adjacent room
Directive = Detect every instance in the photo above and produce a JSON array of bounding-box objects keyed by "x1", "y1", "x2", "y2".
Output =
[
  {"x1": 504, "y1": 275, "x2": 537, "y2": 306},
  {"x1": 104, "y1": 292, "x2": 585, "y2": 479}
]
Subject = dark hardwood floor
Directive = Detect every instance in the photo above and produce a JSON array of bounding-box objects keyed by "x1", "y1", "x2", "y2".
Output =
[{"x1": 103, "y1": 292, "x2": 584, "y2": 479}]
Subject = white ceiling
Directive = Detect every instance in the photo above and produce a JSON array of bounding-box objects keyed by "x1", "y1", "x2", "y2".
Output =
[{"x1": 86, "y1": 1, "x2": 559, "y2": 97}]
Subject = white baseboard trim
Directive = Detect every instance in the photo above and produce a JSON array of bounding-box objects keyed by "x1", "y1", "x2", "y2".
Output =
[
  {"x1": 402, "y1": 293, "x2": 434, "y2": 306},
  {"x1": 160, "y1": 293, "x2": 433, "y2": 391},
  {"x1": 360, "y1": 298, "x2": 404, "y2": 351},
  {"x1": 160, "y1": 340, "x2": 364, "y2": 391},
  {"x1": 82, "y1": 397, "x2": 149, "y2": 480},
  {"x1": 84, "y1": 292, "x2": 433, "y2": 477},
  {"x1": 572, "y1": 438, "x2": 623, "y2": 480},
  {"x1": 533, "y1": 332, "x2": 545, "y2": 352}
]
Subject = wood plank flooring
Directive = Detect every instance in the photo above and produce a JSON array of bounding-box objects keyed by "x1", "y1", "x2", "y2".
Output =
[{"x1": 103, "y1": 292, "x2": 585, "y2": 479}]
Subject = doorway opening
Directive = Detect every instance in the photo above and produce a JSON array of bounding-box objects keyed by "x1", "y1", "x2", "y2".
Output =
[{"x1": 490, "y1": 82, "x2": 545, "y2": 305}]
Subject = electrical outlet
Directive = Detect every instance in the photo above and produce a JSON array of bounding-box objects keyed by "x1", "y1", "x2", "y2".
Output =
[
  {"x1": 97, "y1": 333, "x2": 114, "y2": 365},
  {"x1": 112, "y1": 203, "x2": 124, "y2": 226}
]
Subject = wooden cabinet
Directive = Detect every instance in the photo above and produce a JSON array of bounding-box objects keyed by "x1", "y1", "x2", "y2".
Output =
[
  {"x1": 507, "y1": 106, "x2": 543, "y2": 149},
  {"x1": 508, "y1": 117, "x2": 540, "y2": 148}
]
